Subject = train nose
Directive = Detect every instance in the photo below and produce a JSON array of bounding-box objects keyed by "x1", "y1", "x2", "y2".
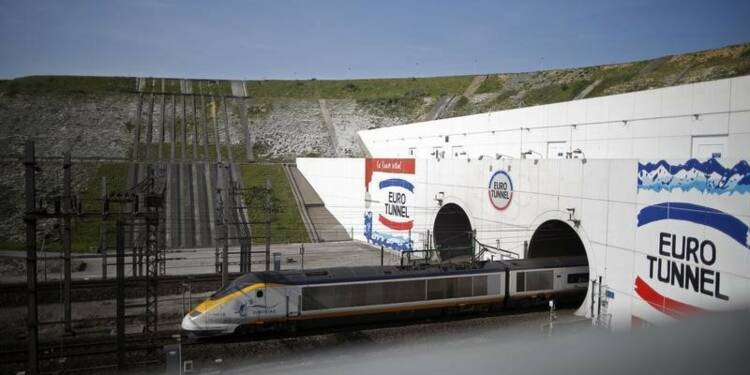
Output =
[{"x1": 181, "y1": 314, "x2": 200, "y2": 332}]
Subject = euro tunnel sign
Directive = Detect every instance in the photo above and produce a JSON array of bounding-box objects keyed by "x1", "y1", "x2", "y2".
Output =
[
  {"x1": 364, "y1": 158, "x2": 416, "y2": 252},
  {"x1": 488, "y1": 171, "x2": 513, "y2": 210}
]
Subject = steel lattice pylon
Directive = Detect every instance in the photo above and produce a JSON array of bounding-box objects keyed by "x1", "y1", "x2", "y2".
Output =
[
  {"x1": 135, "y1": 165, "x2": 166, "y2": 347},
  {"x1": 143, "y1": 208, "x2": 160, "y2": 343}
]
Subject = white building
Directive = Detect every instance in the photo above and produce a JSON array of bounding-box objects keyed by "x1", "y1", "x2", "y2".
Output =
[{"x1": 296, "y1": 75, "x2": 750, "y2": 330}]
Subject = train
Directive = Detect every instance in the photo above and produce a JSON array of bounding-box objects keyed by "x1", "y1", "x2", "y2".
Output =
[{"x1": 181, "y1": 256, "x2": 589, "y2": 337}]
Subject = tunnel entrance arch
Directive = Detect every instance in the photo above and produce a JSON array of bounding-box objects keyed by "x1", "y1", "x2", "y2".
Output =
[
  {"x1": 432, "y1": 203, "x2": 473, "y2": 261},
  {"x1": 527, "y1": 220, "x2": 587, "y2": 259},
  {"x1": 527, "y1": 219, "x2": 590, "y2": 309}
]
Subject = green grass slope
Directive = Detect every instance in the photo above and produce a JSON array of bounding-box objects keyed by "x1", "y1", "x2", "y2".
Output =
[
  {"x1": 3, "y1": 43, "x2": 747, "y2": 118},
  {"x1": 239, "y1": 164, "x2": 309, "y2": 244}
]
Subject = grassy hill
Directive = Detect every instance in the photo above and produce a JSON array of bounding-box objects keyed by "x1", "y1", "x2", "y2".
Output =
[
  {"x1": 1, "y1": 42, "x2": 749, "y2": 250},
  {"x1": 2, "y1": 43, "x2": 748, "y2": 129},
  {"x1": 3, "y1": 43, "x2": 748, "y2": 105}
]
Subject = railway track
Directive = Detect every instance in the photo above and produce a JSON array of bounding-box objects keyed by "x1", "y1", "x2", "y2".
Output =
[
  {"x1": 0, "y1": 302, "x2": 574, "y2": 374},
  {"x1": 0, "y1": 329, "x2": 182, "y2": 373},
  {"x1": 0, "y1": 272, "x2": 234, "y2": 293},
  {"x1": 0, "y1": 272, "x2": 240, "y2": 306}
]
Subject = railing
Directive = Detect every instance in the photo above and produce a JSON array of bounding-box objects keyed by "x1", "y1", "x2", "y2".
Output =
[
  {"x1": 396, "y1": 241, "x2": 518, "y2": 266},
  {"x1": 473, "y1": 239, "x2": 519, "y2": 260}
]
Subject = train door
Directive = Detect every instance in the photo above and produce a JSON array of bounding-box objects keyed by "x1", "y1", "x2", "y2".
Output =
[
  {"x1": 488, "y1": 273, "x2": 502, "y2": 297},
  {"x1": 255, "y1": 287, "x2": 267, "y2": 320},
  {"x1": 253, "y1": 285, "x2": 296, "y2": 321},
  {"x1": 286, "y1": 287, "x2": 301, "y2": 318}
]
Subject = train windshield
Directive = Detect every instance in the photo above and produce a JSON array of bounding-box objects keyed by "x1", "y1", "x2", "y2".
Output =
[{"x1": 209, "y1": 274, "x2": 261, "y2": 300}]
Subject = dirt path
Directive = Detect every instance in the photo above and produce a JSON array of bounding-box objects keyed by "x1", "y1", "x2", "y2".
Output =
[{"x1": 463, "y1": 75, "x2": 488, "y2": 97}]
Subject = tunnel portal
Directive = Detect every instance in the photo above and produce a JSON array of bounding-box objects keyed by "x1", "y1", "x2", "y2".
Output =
[
  {"x1": 527, "y1": 220, "x2": 587, "y2": 259},
  {"x1": 433, "y1": 203, "x2": 473, "y2": 261}
]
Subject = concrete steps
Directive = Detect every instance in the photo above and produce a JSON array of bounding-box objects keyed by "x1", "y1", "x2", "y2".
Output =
[{"x1": 127, "y1": 161, "x2": 250, "y2": 249}]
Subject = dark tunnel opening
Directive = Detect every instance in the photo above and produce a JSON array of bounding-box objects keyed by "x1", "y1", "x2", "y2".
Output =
[
  {"x1": 528, "y1": 219, "x2": 589, "y2": 307},
  {"x1": 433, "y1": 203, "x2": 473, "y2": 261},
  {"x1": 527, "y1": 220, "x2": 587, "y2": 260}
]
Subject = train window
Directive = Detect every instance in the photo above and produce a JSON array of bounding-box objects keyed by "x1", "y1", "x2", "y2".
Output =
[
  {"x1": 383, "y1": 283, "x2": 403, "y2": 303},
  {"x1": 404, "y1": 280, "x2": 426, "y2": 302},
  {"x1": 383, "y1": 282, "x2": 400, "y2": 304},
  {"x1": 364, "y1": 283, "x2": 384, "y2": 306},
  {"x1": 209, "y1": 281, "x2": 242, "y2": 300},
  {"x1": 302, "y1": 281, "x2": 428, "y2": 311},
  {"x1": 427, "y1": 279, "x2": 447, "y2": 300},
  {"x1": 472, "y1": 276, "x2": 487, "y2": 296},
  {"x1": 349, "y1": 283, "x2": 367, "y2": 307},
  {"x1": 302, "y1": 286, "x2": 339, "y2": 310},
  {"x1": 385, "y1": 280, "x2": 424, "y2": 304},
  {"x1": 516, "y1": 272, "x2": 526, "y2": 292},
  {"x1": 526, "y1": 270, "x2": 553, "y2": 291},
  {"x1": 567, "y1": 272, "x2": 589, "y2": 284},
  {"x1": 457, "y1": 277, "x2": 472, "y2": 298},
  {"x1": 445, "y1": 278, "x2": 457, "y2": 299}
]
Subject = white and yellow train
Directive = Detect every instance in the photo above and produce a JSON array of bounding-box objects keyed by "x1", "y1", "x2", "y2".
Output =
[{"x1": 182, "y1": 257, "x2": 589, "y2": 337}]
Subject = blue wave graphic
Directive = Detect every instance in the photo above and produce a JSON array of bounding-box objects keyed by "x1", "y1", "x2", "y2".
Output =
[
  {"x1": 637, "y1": 202, "x2": 749, "y2": 248},
  {"x1": 638, "y1": 159, "x2": 750, "y2": 194},
  {"x1": 379, "y1": 178, "x2": 414, "y2": 193},
  {"x1": 363, "y1": 211, "x2": 413, "y2": 252}
]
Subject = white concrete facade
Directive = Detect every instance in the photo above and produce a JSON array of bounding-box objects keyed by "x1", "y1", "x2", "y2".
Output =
[
  {"x1": 296, "y1": 75, "x2": 750, "y2": 329},
  {"x1": 359, "y1": 75, "x2": 750, "y2": 161}
]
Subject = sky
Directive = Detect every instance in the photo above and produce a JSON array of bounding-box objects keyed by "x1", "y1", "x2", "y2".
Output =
[{"x1": 1, "y1": 0, "x2": 749, "y2": 80}]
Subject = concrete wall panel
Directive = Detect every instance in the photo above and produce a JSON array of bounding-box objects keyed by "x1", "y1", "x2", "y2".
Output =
[
  {"x1": 657, "y1": 136, "x2": 690, "y2": 159},
  {"x1": 632, "y1": 137, "x2": 660, "y2": 160},
  {"x1": 661, "y1": 84, "x2": 692, "y2": 117},
  {"x1": 586, "y1": 96, "x2": 609, "y2": 123},
  {"x1": 606, "y1": 138, "x2": 633, "y2": 158},
  {"x1": 730, "y1": 75, "x2": 750, "y2": 111},
  {"x1": 631, "y1": 118, "x2": 660, "y2": 138},
  {"x1": 729, "y1": 132, "x2": 750, "y2": 159},
  {"x1": 690, "y1": 112, "x2": 729, "y2": 136},
  {"x1": 606, "y1": 201, "x2": 637, "y2": 250},
  {"x1": 633, "y1": 87, "x2": 662, "y2": 119},
  {"x1": 692, "y1": 79, "x2": 731, "y2": 114},
  {"x1": 607, "y1": 93, "x2": 635, "y2": 122},
  {"x1": 728, "y1": 110, "x2": 750, "y2": 134}
]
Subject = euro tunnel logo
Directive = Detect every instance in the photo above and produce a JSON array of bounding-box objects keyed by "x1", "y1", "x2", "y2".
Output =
[
  {"x1": 634, "y1": 202, "x2": 748, "y2": 317},
  {"x1": 363, "y1": 158, "x2": 416, "y2": 252},
  {"x1": 489, "y1": 171, "x2": 513, "y2": 210},
  {"x1": 378, "y1": 178, "x2": 414, "y2": 231}
]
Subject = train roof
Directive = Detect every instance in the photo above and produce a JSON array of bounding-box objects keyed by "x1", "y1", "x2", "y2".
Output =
[{"x1": 223, "y1": 256, "x2": 588, "y2": 291}]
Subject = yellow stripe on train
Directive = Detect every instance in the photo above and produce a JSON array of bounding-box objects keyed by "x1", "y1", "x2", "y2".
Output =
[{"x1": 193, "y1": 283, "x2": 266, "y2": 314}]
